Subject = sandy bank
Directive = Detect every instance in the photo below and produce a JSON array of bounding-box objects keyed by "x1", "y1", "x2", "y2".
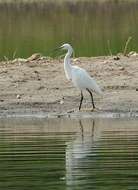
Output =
[{"x1": 0, "y1": 53, "x2": 138, "y2": 118}]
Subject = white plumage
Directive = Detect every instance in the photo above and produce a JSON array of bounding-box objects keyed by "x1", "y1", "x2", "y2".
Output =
[
  {"x1": 60, "y1": 43, "x2": 102, "y2": 110},
  {"x1": 71, "y1": 66, "x2": 102, "y2": 94}
]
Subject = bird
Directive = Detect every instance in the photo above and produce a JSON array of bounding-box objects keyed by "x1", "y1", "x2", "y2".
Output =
[{"x1": 59, "y1": 43, "x2": 102, "y2": 111}]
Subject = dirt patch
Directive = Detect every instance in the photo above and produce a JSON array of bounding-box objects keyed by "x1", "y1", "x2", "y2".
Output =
[{"x1": 0, "y1": 54, "x2": 138, "y2": 118}]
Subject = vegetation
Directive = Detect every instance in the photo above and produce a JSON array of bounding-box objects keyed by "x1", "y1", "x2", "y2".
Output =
[{"x1": 0, "y1": 0, "x2": 137, "y2": 58}]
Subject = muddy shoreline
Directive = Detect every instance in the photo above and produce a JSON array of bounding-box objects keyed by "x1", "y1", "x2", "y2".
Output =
[{"x1": 0, "y1": 53, "x2": 138, "y2": 118}]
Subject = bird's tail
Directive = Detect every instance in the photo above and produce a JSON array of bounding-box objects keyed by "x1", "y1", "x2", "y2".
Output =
[
  {"x1": 95, "y1": 85, "x2": 103, "y2": 96},
  {"x1": 95, "y1": 86, "x2": 103, "y2": 95},
  {"x1": 90, "y1": 79, "x2": 103, "y2": 95}
]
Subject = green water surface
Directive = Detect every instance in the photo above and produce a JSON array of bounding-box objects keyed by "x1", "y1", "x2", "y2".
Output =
[{"x1": 0, "y1": 118, "x2": 138, "y2": 189}]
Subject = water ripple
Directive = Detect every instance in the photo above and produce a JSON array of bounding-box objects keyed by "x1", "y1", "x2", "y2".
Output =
[{"x1": 0, "y1": 118, "x2": 138, "y2": 190}]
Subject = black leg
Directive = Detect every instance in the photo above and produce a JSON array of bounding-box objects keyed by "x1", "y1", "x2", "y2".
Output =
[
  {"x1": 79, "y1": 120, "x2": 84, "y2": 139},
  {"x1": 86, "y1": 88, "x2": 95, "y2": 109},
  {"x1": 79, "y1": 91, "x2": 83, "y2": 110}
]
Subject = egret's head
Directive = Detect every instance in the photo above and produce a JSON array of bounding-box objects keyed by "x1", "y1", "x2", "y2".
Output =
[
  {"x1": 53, "y1": 43, "x2": 73, "y2": 56},
  {"x1": 60, "y1": 43, "x2": 73, "y2": 51}
]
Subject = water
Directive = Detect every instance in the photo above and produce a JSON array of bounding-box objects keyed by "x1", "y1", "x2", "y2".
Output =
[
  {"x1": 0, "y1": 118, "x2": 138, "y2": 189},
  {"x1": 0, "y1": 1, "x2": 138, "y2": 59}
]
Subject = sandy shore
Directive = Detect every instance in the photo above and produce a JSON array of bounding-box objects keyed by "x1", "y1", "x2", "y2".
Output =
[{"x1": 0, "y1": 53, "x2": 138, "y2": 118}]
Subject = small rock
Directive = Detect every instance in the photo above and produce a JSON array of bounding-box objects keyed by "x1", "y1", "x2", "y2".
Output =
[
  {"x1": 119, "y1": 67, "x2": 125, "y2": 71},
  {"x1": 60, "y1": 100, "x2": 64, "y2": 105},
  {"x1": 136, "y1": 88, "x2": 138, "y2": 91},
  {"x1": 16, "y1": 94, "x2": 21, "y2": 99},
  {"x1": 27, "y1": 53, "x2": 42, "y2": 61},
  {"x1": 128, "y1": 51, "x2": 138, "y2": 57},
  {"x1": 114, "y1": 56, "x2": 120, "y2": 60}
]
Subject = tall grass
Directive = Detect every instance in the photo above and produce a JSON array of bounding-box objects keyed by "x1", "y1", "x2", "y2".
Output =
[{"x1": 0, "y1": 0, "x2": 137, "y2": 58}]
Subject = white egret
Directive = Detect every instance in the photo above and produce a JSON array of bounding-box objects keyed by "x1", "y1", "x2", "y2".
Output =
[{"x1": 59, "y1": 43, "x2": 102, "y2": 111}]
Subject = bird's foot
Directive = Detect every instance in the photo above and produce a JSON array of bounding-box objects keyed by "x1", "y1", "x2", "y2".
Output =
[
  {"x1": 78, "y1": 107, "x2": 102, "y2": 112},
  {"x1": 91, "y1": 107, "x2": 102, "y2": 112},
  {"x1": 79, "y1": 108, "x2": 94, "y2": 112}
]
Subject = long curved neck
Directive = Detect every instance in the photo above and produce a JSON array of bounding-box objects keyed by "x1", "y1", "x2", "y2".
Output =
[
  {"x1": 65, "y1": 47, "x2": 73, "y2": 60},
  {"x1": 64, "y1": 48, "x2": 73, "y2": 80}
]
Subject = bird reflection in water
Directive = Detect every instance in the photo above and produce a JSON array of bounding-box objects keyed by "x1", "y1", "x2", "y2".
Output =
[
  {"x1": 79, "y1": 120, "x2": 95, "y2": 142},
  {"x1": 66, "y1": 119, "x2": 96, "y2": 186}
]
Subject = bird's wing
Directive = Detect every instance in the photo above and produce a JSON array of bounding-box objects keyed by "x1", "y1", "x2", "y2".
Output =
[{"x1": 72, "y1": 66, "x2": 102, "y2": 95}]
